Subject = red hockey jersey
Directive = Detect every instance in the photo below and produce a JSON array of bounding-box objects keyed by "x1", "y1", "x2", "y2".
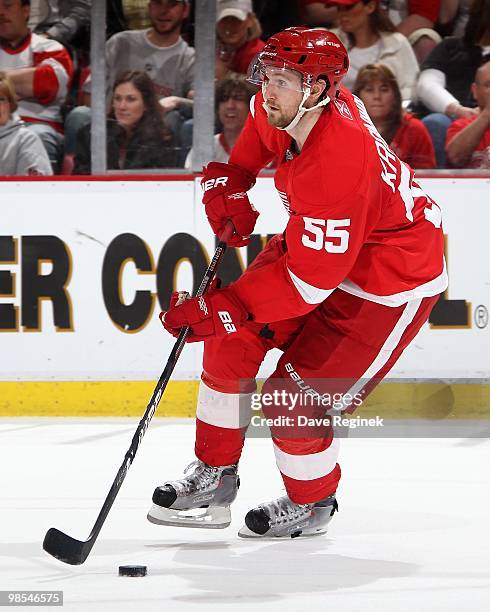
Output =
[{"x1": 229, "y1": 88, "x2": 447, "y2": 323}]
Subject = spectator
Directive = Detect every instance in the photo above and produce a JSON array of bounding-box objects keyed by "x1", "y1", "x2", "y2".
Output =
[
  {"x1": 0, "y1": 0, "x2": 73, "y2": 172},
  {"x1": 73, "y1": 69, "x2": 177, "y2": 174},
  {"x1": 353, "y1": 63, "x2": 436, "y2": 168},
  {"x1": 446, "y1": 60, "x2": 490, "y2": 167},
  {"x1": 327, "y1": 0, "x2": 419, "y2": 102},
  {"x1": 416, "y1": 0, "x2": 490, "y2": 167},
  {"x1": 65, "y1": 0, "x2": 194, "y2": 159},
  {"x1": 0, "y1": 71, "x2": 52, "y2": 175},
  {"x1": 107, "y1": 0, "x2": 195, "y2": 42},
  {"x1": 215, "y1": 0, "x2": 265, "y2": 80},
  {"x1": 380, "y1": 0, "x2": 442, "y2": 63},
  {"x1": 106, "y1": 0, "x2": 194, "y2": 114},
  {"x1": 185, "y1": 74, "x2": 255, "y2": 169},
  {"x1": 299, "y1": 1, "x2": 338, "y2": 27},
  {"x1": 28, "y1": 1, "x2": 91, "y2": 47}
]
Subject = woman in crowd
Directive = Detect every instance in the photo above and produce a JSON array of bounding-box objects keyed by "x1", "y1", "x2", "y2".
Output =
[
  {"x1": 74, "y1": 70, "x2": 177, "y2": 174},
  {"x1": 416, "y1": 0, "x2": 490, "y2": 166},
  {"x1": 353, "y1": 64, "x2": 436, "y2": 168},
  {"x1": 185, "y1": 74, "x2": 255, "y2": 169},
  {"x1": 0, "y1": 72, "x2": 52, "y2": 176},
  {"x1": 328, "y1": 0, "x2": 419, "y2": 102}
]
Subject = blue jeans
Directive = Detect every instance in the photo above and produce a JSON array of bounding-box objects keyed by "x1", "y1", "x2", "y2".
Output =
[
  {"x1": 64, "y1": 106, "x2": 92, "y2": 155},
  {"x1": 180, "y1": 118, "x2": 193, "y2": 167},
  {"x1": 26, "y1": 123, "x2": 64, "y2": 173},
  {"x1": 422, "y1": 113, "x2": 453, "y2": 168}
]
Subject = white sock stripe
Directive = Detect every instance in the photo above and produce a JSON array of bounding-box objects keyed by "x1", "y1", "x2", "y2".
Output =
[
  {"x1": 273, "y1": 438, "x2": 340, "y2": 481},
  {"x1": 196, "y1": 381, "x2": 252, "y2": 429}
]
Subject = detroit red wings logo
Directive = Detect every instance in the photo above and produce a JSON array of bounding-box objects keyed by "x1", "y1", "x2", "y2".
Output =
[{"x1": 334, "y1": 99, "x2": 353, "y2": 121}]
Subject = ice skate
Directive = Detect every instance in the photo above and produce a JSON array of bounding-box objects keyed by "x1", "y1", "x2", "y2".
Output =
[
  {"x1": 147, "y1": 460, "x2": 239, "y2": 529},
  {"x1": 238, "y1": 493, "x2": 338, "y2": 539}
]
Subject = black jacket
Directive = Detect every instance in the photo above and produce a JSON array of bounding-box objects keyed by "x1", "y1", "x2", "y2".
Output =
[{"x1": 74, "y1": 118, "x2": 179, "y2": 174}]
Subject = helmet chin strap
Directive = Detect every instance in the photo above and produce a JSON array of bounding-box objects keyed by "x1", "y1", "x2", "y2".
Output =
[{"x1": 262, "y1": 84, "x2": 331, "y2": 133}]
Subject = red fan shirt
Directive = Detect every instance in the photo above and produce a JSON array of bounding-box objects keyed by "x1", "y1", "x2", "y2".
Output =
[
  {"x1": 407, "y1": 0, "x2": 440, "y2": 23},
  {"x1": 446, "y1": 115, "x2": 490, "y2": 169},
  {"x1": 390, "y1": 112, "x2": 436, "y2": 169},
  {"x1": 0, "y1": 32, "x2": 73, "y2": 132},
  {"x1": 231, "y1": 38, "x2": 265, "y2": 75}
]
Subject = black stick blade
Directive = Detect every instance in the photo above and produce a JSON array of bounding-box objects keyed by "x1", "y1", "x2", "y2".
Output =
[{"x1": 43, "y1": 528, "x2": 89, "y2": 565}]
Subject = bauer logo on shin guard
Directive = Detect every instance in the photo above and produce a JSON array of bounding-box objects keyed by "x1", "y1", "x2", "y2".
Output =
[{"x1": 218, "y1": 311, "x2": 237, "y2": 333}]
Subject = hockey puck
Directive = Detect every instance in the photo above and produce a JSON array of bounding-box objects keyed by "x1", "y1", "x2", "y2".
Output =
[{"x1": 118, "y1": 565, "x2": 147, "y2": 577}]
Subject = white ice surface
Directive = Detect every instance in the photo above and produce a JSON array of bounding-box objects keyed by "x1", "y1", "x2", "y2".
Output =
[{"x1": 0, "y1": 418, "x2": 489, "y2": 612}]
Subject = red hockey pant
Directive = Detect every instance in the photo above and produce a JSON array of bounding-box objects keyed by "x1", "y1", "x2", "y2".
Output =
[{"x1": 195, "y1": 289, "x2": 439, "y2": 504}]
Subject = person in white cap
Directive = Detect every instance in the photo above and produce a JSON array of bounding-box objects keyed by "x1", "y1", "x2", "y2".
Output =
[{"x1": 216, "y1": 0, "x2": 265, "y2": 79}]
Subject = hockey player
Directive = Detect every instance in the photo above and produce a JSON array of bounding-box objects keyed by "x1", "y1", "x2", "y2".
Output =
[{"x1": 147, "y1": 28, "x2": 447, "y2": 538}]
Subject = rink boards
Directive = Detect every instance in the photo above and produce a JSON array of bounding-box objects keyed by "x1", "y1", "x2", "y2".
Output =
[{"x1": 0, "y1": 175, "x2": 489, "y2": 416}]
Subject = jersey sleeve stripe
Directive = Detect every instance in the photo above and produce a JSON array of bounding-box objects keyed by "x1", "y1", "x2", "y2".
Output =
[{"x1": 287, "y1": 267, "x2": 334, "y2": 304}]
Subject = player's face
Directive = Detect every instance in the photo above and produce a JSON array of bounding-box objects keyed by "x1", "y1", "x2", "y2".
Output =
[
  {"x1": 148, "y1": 0, "x2": 189, "y2": 35},
  {"x1": 218, "y1": 90, "x2": 249, "y2": 131},
  {"x1": 0, "y1": 0, "x2": 29, "y2": 43},
  {"x1": 217, "y1": 16, "x2": 250, "y2": 48},
  {"x1": 359, "y1": 79, "x2": 396, "y2": 122},
  {"x1": 113, "y1": 82, "x2": 146, "y2": 130},
  {"x1": 262, "y1": 68, "x2": 304, "y2": 128},
  {"x1": 0, "y1": 92, "x2": 11, "y2": 126},
  {"x1": 338, "y1": 1, "x2": 375, "y2": 34}
]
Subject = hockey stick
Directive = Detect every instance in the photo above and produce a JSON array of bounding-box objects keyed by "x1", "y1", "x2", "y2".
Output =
[{"x1": 43, "y1": 222, "x2": 234, "y2": 565}]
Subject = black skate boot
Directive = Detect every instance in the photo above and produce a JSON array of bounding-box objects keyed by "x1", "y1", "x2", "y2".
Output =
[
  {"x1": 238, "y1": 493, "x2": 338, "y2": 538},
  {"x1": 147, "y1": 460, "x2": 239, "y2": 529}
]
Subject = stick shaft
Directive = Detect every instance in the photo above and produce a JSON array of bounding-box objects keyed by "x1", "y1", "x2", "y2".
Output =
[{"x1": 47, "y1": 223, "x2": 234, "y2": 562}]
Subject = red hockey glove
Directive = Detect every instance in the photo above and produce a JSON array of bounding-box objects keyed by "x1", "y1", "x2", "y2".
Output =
[
  {"x1": 160, "y1": 285, "x2": 250, "y2": 342},
  {"x1": 201, "y1": 161, "x2": 258, "y2": 247}
]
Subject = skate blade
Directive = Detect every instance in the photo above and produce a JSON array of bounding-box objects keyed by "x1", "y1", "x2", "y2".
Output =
[
  {"x1": 237, "y1": 524, "x2": 327, "y2": 539},
  {"x1": 147, "y1": 504, "x2": 231, "y2": 529}
]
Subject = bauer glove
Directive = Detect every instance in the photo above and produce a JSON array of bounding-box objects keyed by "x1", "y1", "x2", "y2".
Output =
[
  {"x1": 160, "y1": 285, "x2": 251, "y2": 342},
  {"x1": 202, "y1": 161, "x2": 258, "y2": 247}
]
